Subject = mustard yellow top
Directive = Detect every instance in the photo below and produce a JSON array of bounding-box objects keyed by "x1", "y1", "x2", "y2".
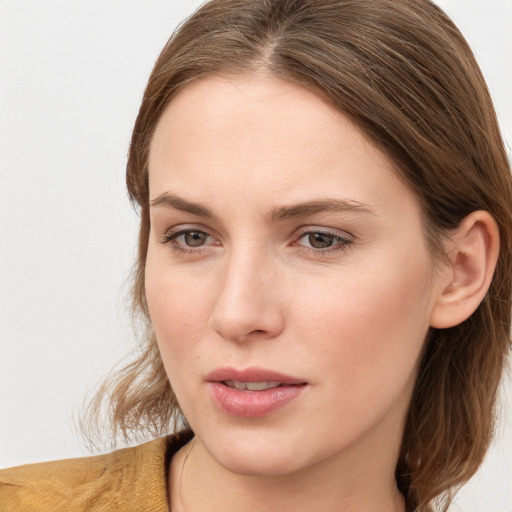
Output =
[{"x1": 0, "y1": 430, "x2": 193, "y2": 512}]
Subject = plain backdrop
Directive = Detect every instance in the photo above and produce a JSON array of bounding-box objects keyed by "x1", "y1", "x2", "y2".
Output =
[{"x1": 1, "y1": 1, "x2": 511, "y2": 510}]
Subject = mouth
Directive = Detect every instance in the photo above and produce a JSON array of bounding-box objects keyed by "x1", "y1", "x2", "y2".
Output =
[
  {"x1": 206, "y1": 367, "x2": 307, "y2": 417},
  {"x1": 222, "y1": 380, "x2": 283, "y2": 391},
  {"x1": 206, "y1": 366, "x2": 306, "y2": 386}
]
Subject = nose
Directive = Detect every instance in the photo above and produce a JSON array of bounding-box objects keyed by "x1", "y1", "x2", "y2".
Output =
[{"x1": 209, "y1": 248, "x2": 285, "y2": 343}]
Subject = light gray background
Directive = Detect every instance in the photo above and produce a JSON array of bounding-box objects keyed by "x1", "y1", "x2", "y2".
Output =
[{"x1": 1, "y1": 1, "x2": 511, "y2": 510}]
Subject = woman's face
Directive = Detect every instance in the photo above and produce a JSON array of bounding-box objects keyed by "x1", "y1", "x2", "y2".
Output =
[{"x1": 146, "y1": 75, "x2": 445, "y2": 477}]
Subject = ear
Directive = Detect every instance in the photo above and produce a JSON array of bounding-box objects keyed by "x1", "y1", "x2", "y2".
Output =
[{"x1": 430, "y1": 210, "x2": 499, "y2": 329}]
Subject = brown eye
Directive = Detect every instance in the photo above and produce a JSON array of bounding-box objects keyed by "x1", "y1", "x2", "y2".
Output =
[
  {"x1": 295, "y1": 230, "x2": 352, "y2": 253},
  {"x1": 162, "y1": 228, "x2": 218, "y2": 253},
  {"x1": 184, "y1": 231, "x2": 208, "y2": 247},
  {"x1": 308, "y1": 232, "x2": 335, "y2": 249}
]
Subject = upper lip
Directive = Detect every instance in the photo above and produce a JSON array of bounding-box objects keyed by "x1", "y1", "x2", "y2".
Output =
[{"x1": 206, "y1": 366, "x2": 306, "y2": 385}]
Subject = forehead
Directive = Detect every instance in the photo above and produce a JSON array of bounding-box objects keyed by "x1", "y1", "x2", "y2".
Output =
[
  {"x1": 148, "y1": 74, "x2": 417, "y2": 219},
  {"x1": 151, "y1": 74, "x2": 368, "y2": 152}
]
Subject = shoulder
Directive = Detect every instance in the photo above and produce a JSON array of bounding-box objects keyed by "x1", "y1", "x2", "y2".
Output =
[{"x1": 0, "y1": 431, "x2": 193, "y2": 512}]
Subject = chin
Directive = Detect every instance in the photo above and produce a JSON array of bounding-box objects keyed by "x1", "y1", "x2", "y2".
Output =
[{"x1": 194, "y1": 421, "x2": 322, "y2": 478}]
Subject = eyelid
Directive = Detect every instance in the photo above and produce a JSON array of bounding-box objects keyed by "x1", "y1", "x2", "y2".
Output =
[
  {"x1": 291, "y1": 225, "x2": 354, "y2": 254},
  {"x1": 159, "y1": 224, "x2": 222, "y2": 252},
  {"x1": 293, "y1": 225, "x2": 354, "y2": 240},
  {"x1": 160, "y1": 223, "x2": 218, "y2": 240}
]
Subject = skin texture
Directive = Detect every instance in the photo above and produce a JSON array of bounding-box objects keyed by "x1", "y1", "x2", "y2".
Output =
[{"x1": 145, "y1": 75, "x2": 453, "y2": 512}]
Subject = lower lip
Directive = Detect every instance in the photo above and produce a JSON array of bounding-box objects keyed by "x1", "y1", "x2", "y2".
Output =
[{"x1": 208, "y1": 382, "x2": 306, "y2": 418}]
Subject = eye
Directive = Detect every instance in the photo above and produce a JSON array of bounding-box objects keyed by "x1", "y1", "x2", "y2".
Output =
[
  {"x1": 294, "y1": 229, "x2": 352, "y2": 253},
  {"x1": 304, "y1": 232, "x2": 337, "y2": 249},
  {"x1": 161, "y1": 227, "x2": 219, "y2": 253},
  {"x1": 179, "y1": 230, "x2": 209, "y2": 247}
]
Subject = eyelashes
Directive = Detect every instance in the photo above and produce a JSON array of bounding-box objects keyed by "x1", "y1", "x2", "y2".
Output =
[
  {"x1": 160, "y1": 229, "x2": 219, "y2": 254},
  {"x1": 294, "y1": 231, "x2": 352, "y2": 252},
  {"x1": 160, "y1": 225, "x2": 354, "y2": 256}
]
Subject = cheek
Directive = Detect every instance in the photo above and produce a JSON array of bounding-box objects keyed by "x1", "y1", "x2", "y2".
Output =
[
  {"x1": 289, "y1": 251, "x2": 434, "y2": 391},
  {"x1": 144, "y1": 253, "x2": 215, "y2": 379}
]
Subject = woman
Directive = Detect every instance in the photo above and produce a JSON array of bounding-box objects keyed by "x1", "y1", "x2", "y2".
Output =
[{"x1": 1, "y1": 1, "x2": 510, "y2": 511}]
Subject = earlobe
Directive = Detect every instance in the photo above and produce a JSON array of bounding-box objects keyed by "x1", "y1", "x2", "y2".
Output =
[{"x1": 430, "y1": 211, "x2": 499, "y2": 329}]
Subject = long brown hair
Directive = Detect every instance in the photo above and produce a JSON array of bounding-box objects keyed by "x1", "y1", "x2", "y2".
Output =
[{"x1": 83, "y1": 1, "x2": 512, "y2": 510}]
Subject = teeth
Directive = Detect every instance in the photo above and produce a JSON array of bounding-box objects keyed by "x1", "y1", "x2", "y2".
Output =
[{"x1": 224, "y1": 380, "x2": 281, "y2": 391}]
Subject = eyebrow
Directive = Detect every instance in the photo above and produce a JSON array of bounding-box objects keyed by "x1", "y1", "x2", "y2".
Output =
[
  {"x1": 150, "y1": 193, "x2": 216, "y2": 218},
  {"x1": 270, "y1": 199, "x2": 375, "y2": 221},
  {"x1": 150, "y1": 192, "x2": 375, "y2": 221}
]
